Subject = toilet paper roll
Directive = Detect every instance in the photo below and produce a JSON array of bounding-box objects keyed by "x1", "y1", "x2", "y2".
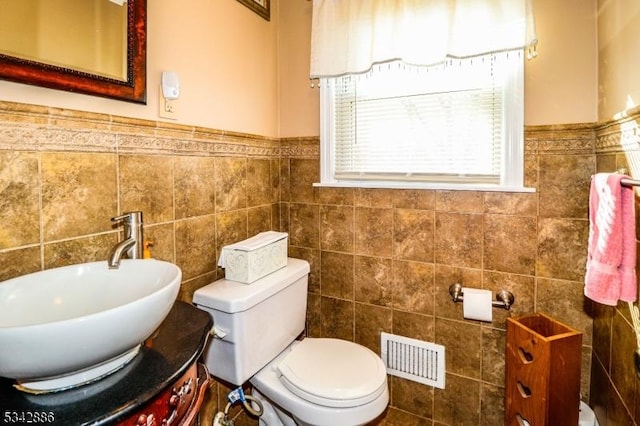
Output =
[{"x1": 462, "y1": 287, "x2": 493, "y2": 322}]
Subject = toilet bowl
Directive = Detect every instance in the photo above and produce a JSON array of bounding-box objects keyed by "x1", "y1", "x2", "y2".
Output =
[
  {"x1": 250, "y1": 339, "x2": 389, "y2": 426},
  {"x1": 193, "y1": 258, "x2": 389, "y2": 426}
]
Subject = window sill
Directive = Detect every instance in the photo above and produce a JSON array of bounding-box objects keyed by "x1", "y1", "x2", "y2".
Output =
[{"x1": 313, "y1": 181, "x2": 536, "y2": 193}]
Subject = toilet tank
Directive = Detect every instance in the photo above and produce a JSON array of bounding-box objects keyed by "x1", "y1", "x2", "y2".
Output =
[{"x1": 193, "y1": 258, "x2": 310, "y2": 386}]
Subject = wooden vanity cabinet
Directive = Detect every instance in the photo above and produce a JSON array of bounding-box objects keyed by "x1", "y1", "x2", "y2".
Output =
[{"x1": 119, "y1": 363, "x2": 210, "y2": 426}]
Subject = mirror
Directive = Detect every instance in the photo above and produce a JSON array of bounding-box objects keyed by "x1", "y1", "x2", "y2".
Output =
[{"x1": 0, "y1": 0, "x2": 146, "y2": 104}]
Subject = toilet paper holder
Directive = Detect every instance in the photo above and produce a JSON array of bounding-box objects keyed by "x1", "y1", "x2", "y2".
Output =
[{"x1": 448, "y1": 283, "x2": 515, "y2": 310}]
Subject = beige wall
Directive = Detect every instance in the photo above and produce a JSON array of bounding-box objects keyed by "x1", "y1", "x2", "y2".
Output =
[
  {"x1": 525, "y1": 0, "x2": 598, "y2": 125},
  {"x1": 0, "y1": 0, "x2": 280, "y2": 138},
  {"x1": 277, "y1": 0, "x2": 318, "y2": 137},
  {"x1": 597, "y1": 0, "x2": 640, "y2": 120},
  {"x1": 278, "y1": 0, "x2": 599, "y2": 135},
  {"x1": 0, "y1": 0, "x2": 597, "y2": 138}
]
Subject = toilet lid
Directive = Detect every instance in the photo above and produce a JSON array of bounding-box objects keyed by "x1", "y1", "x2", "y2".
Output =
[{"x1": 276, "y1": 338, "x2": 388, "y2": 408}]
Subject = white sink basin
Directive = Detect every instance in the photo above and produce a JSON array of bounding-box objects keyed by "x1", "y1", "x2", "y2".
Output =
[{"x1": 0, "y1": 259, "x2": 181, "y2": 393}]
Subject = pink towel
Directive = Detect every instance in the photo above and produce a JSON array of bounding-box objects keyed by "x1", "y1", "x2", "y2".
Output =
[{"x1": 584, "y1": 173, "x2": 637, "y2": 305}]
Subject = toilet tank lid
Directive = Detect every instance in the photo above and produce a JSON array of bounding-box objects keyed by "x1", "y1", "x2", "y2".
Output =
[{"x1": 193, "y1": 258, "x2": 310, "y2": 313}]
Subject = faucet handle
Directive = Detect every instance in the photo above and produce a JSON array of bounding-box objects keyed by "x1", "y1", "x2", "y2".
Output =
[{"x1": 111, "y1": 211, "x2": 143, "y2": 224}]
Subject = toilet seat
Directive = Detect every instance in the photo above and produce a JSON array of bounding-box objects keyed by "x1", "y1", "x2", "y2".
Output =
[{"x1": 276, "y1": 338, "x2": 388, "y2": 408}]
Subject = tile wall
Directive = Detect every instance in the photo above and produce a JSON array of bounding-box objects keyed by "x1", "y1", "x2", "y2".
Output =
[
  {"x1": 281, "y1": 124, "x2": 596, "y2": 425},
  {"x1": 0, "y1": 101, "x2": 281, "y2": 425},
  {"x1": 3, "y1": 100, "x2": 635, "y2": 425},
  {"x1": 590, "y1": 108, "x2": 640, "y2": 426}
]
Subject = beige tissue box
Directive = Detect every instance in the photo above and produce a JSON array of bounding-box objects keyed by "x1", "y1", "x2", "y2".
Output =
[{"x1": 218, "y1": 231, "x2": 288, "y2": 283}]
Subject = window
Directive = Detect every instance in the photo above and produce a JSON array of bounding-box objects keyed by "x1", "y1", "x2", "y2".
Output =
[{"x1": 319, "y1": 52, "x2": 528, "y2": 191}]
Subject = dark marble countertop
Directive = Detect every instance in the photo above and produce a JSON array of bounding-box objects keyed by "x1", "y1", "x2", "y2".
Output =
[{"x1": 0, "y1": 301, "x2": 213, "y2": 426}]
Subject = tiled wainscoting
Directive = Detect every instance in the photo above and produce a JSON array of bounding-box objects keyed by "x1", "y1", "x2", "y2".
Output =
[{"x1": 1, "y1": 100, "x2": 639, "y2": 424}]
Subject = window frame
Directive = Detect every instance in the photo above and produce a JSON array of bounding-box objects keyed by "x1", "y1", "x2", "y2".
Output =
[{"x1": 316, "y1": 54, "x2": 533, "y2": 193}]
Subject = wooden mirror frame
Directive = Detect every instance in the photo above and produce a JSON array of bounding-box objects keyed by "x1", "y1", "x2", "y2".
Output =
[{"x1": 0, "y1": 0, "x2": 147, "y2": 104}]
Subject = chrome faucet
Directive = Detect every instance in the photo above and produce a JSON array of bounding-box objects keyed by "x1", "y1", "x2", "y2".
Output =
[{"x1": 108, "y1": 211, "x2": 144, "y2": 269}]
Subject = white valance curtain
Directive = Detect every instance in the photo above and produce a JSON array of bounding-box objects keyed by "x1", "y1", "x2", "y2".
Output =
[{"x1": 310, "y1": 0, "x2": 537, "y2": 78}]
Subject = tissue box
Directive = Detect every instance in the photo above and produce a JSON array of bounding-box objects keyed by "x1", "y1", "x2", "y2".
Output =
[{"x1": 218, "y1": 231, "x2": 288, "y2": 283}]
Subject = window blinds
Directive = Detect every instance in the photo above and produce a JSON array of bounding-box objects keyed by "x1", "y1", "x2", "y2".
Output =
[{"x1": 328, "y1": 54, "x2": 520, "y2": 184}]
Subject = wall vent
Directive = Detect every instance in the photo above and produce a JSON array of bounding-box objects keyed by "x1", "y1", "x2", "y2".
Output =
[{"x1": 380, "y1": 332, "x2": 445, "y2": 389}]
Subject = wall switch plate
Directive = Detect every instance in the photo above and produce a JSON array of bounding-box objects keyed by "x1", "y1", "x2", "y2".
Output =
[{"x1": 158, "y1": 86, "x2": 178, "y2": 120}]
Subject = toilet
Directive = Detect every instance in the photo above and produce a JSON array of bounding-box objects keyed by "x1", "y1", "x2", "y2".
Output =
[{"x1": 193, "y1": 257, "x2": 389, "y2": 426}]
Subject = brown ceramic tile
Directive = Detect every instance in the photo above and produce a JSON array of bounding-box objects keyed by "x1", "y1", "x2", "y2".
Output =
[
  {"x1": 320, "y1": 296, "x2": 354, "y2": 340},
  {"x1": 589, "y1": 357, "x2": 609, "y2": 425},
  {"x1": 318, "y1": 187, "x2": 354, "y2": 205},
  {"x1": 215, "y1": 157, "x2": 247, "y2": 213},
  {"x1": 390, "y1": 376, "x2": 434, "y2": 419},
  {"x1": 524, "y1": 151, "x2": 538, "y2": 189},
  {"x1": 247, "y1": 158, "x2": 275, "y2": 208},
  {"x1": 1, "y1": 102, "x2": 626, "y2": 424},
  {"x1": 174, "y1": 156, "x2": 215, "y2": 219},
  {"x1": 538, "y1": 154, "x2": 594, "y2": 218},
  {"x1": 480, "y1": 383, "x2": 505, "y2": 426},
  {"x1": 119, "y1": 155, "x2": 174, "y2": 224},
  {"x1": 483, "y1": 271, "x2": 535, "y2": 329},
  {"x1": 373, "y1": 407, "x2": 433, "y2": 425},
  {"x1": 484, "y1": 214, "x2": 537, "y2": 275},
  {"x1": 481, "y1": 327, "x2": 506, "y2": 385},
  {"x1": 355, "y1": 207, "x2": 393, "y2": 256},
  {"x1": 592, "y1": 302, "x2": 614, "y2": 370},
  {"x1": 269, "y1": 159, "x2": 280, "y2": 204},
  {"x1": 355, "y1": 188, "x2": 394, "y2": 208},
  {"x1": 0, "y1": 246, "x2": 41, "y2": 281},
  {"x1": 393, "y1": 189, "x2": 435, "y2": 210},
  {"x1": 143, "y1": 222, "x2": 175, "y2": 263},
  {"x1": 610, "y1": 311, "x2": 637, "y2": 410},
  {"x1": 435, "y1": 190, "x2": 483, "y2": 213},
  {"x1": 0, "y1": 151, "x2": 39, "y2": 249},
  {"x1": 595, "y1": 153, "x2": 616, "y2": 174},
  {"x1": 392, "y1": 310, "x2": 435, "y2": 342},
  {"x1": 288, "y1": 246, "x2": 321, "y2": 294},
  {"x1": 393, "y1": 208, "x2": 434, "y2": 262},
  {"x1": 537, "y1": 218, "x2": 589, "y2": 281},
  {"x1": 175, "y1": 215, "x2": 218, "y2": 280},
  {"x1": 581, "y1": 346, "x2": 592, "y2": 402},
  {"x1": 434, "y1": 318, "x2": 481, "y2": 379},
  {"x1": 433, "y1": 373, "x2": 480, "y2": 425},
  {"x1": 42, "y1": 152, "x2": 117, "y2": 241},
  {"x1": 178, "y1": 271, "x2": 217, "y2": 303},
  {"x1": 290, "y1": 159, "x2": 318, "y2": 203},
  {"x1": 484, "y1": 191, "x2": 538, "y2": 216},
  {"x1": 434, "y1": 212, "x2": 482, "y2": 268},
  {"x1": 306, "y1": 292, "x2": 322, "y2": 337},
  {"x1": 270, "y1": 203, "x2": 281, "y2": 231},
  {"x1": 247, "y1": 205, "x2": 273, "y2": 236},
  {"x1": 320, "y1": 251, "x2": 354, "y2": 299},
  {"x1": 215, "y1": 210, "x2": 248, "y2": 259},
  {"x1": 279, "y1": 158, "x2": 291, "y2": 202},
  {"x1": 607, "y1": 384, "x2": 634, "y2": 425},
  {"x1": 354, "y1": 255, "x2": 393, "y2": 307},
  {"x1": 44, "y1": 233, "x2": 117, "y2": 268},
  {"x1": 434, "y1": 265, "x2": 483, "y2": 321},
  {"x1": 305, "y1": 293, "x2": 323, "y2": 337},
  {"x1": 392, "y1": 260, "x2": 435, "y2": 315},
  {"x1": 536, "y1": 278, "x2": 593, "y2": 345},
  {"x1": 278, "y1": 201, "x2": 290, "y2": 234},
  {"x1": 354, "y1": 302, "x2": 392, "y2": 354},
  {"x1": 320, "y1": 205, "x2": 354, "y2": 252},
  {"x1": 289, "y1": 203, "x2": 319, "y2": 248},
  {"x1": 615, "y1": 151, "x2": 634, "y2": 176}
]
